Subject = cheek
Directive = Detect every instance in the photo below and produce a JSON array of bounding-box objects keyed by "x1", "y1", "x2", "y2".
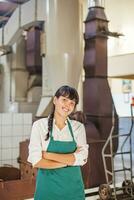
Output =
[
  {"x1": 70, "y1": 105, "x2": 75, "y2": 112},
  {"x1": 56, "y1": 102, "x2": 63, "y2": 110}
]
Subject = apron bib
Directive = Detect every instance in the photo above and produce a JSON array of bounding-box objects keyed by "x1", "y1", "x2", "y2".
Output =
[{"x1": 34, "y1": 120, "x2": 85, "y2": 200}]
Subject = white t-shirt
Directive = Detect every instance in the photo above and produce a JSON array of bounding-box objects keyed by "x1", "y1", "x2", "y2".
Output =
[{"x1": 28, "y1": 117, "x2": 89, "y2": 167}]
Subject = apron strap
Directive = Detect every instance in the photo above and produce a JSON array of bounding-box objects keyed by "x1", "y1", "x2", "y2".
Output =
[
  {"x1": 50, "y1": 127, "x2": 53, "y2": 138},
  {"x1": 49, "y1": 119, "x2": 53, "y2": 138},
  {"x1": 67, "y1": 119, "x2": 75, "y2": 141}
]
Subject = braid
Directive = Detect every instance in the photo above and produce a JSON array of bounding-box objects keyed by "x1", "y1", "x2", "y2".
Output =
[{"x1": 45, "y1": 107, "x2": 55, "y2": 140}]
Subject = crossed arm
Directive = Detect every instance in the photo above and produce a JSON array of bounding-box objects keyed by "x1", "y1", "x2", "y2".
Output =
[
  {"x1": 28, "y1": 120, "x2": 88, "y2": 169},
  {"x1": 33, "y1": 158, "x2": 67, "y2": 169},
  {"x1": 34, "y1": 147, "x2": 81, "y2": 169}
]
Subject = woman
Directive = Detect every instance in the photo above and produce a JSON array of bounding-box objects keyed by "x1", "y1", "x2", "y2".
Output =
[{"x1": 28, "y1": 85, "x2": 89, "y2": 200}]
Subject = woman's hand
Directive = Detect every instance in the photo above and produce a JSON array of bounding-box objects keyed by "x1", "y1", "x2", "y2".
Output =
[
  {"x1": 42, "y1": 151, "x2": 48, "y2": 159},
  {"x1": 74, "y1": 146, "x2": 82, "y2": 153}
]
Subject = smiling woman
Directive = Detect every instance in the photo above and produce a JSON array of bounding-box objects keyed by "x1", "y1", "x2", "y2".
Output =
[
  {"x1": 28, "y1": 85, "x2": 89, "y2": 200},
  {"x1": 53, "y1": 96, "x2": 76, "y2": 130}
]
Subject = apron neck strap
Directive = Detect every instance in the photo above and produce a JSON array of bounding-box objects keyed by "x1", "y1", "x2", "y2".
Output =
[
  {"x1": 50, "y1": 125, "x2": 53, "y2": 138},
  {"x1": 67, "y1": 119, "x2": 75, "y2": 141},
  {"x1": 49, "y1": 119, "x2": 74, "y2": 140}
]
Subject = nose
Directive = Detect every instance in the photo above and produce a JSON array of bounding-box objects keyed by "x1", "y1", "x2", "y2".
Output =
[
  {"x1": 65, "y1": 100, "x2": 73, "y2": 108},
  {"x1": 64, "y1": 101, "x2": 70, "y2": 108}
]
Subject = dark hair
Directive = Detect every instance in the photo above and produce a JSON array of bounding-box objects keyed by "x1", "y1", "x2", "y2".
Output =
[
  {"x1": 54, "y1": 85, "x2": 79, "y2": 105},
  {"x1": 45, "y1": 85, "x2": 79, "y2": 140}
]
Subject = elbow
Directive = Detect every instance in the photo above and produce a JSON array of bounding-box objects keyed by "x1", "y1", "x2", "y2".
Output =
[
  {"x1": 77, "y1": 159, "x2": 87, "y2": 167},
  {"x1": 33, "y1": 158, "x2": 43, "y2": 168},
  {"x1": 27, "y1": 161, "x2": 38, "y2": 168},
  {"x1": 33, "y1": 162, "x2": 38, "y2": 168},
  {"x1": 73, "y1": 152, "x2": 88, "y2": 166},
  {"x1": 30, "y1": 158, "x2": 42, "y2": 169},
  {"x1": 81, "y1": 159, "x2": 88, "y2": 166}
]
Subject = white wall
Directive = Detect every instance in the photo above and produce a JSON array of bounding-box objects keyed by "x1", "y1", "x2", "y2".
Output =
[
  {"x1": 104, "y1": 0, "x2": 134, "y2": 77},
  {"x1": 110, "y1": 78, "x2": 134, "y2": 116},
  {"x1": 0, "y1": 113, "x2": 32, "y2": 168},
  {"x1": 105, "y1": 0, "x2": 134, "y2": 56}
]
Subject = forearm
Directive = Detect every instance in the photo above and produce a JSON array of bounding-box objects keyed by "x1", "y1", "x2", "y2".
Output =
[
  {"x1": 43, "y1": 152, "x2": 75, "y2": 166},
  {"x1": 34, "y1": 158, "x2": 67, "y2": 169}
]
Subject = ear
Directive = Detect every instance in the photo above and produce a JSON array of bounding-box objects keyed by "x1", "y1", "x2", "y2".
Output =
[{"x1": 53, "y1": 96, "x2": 57, "y2": 105}]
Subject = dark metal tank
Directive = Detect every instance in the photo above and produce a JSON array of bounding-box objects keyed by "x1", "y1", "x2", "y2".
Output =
[{"x1": 82, "y1": 4, "x2": 119, "y2": 188}]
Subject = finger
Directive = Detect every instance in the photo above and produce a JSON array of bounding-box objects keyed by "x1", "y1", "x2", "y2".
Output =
[{"x1": 77, "y1": 147, "x2": 82, "y2": 151}]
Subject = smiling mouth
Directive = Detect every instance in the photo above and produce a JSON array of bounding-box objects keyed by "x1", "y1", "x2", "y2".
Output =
[{"x1": 62, "y1": 108, "x2": 69, "y2": 112}]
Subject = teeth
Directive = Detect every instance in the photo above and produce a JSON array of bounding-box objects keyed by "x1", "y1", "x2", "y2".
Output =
[{"x1": 63, "y1": 108, "x2": 68, "y2": 112}]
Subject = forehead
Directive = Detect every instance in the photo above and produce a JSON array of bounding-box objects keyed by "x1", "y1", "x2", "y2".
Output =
[{"x1": 60, "y1": 96, "x2": 75, "y2": 102}]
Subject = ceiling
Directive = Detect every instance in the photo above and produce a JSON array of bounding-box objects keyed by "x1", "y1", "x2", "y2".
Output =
[{"x1": 0, "y1": 0, "x2": 30, "y2": 28}]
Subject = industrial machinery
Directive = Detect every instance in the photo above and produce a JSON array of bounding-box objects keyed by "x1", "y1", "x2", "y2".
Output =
[
  {"x1": 0, "y1": 140, "x2": 36, "y2": 200},
  {"x1": 99, "y1": 104, "x2": 134, "y2": 200}
]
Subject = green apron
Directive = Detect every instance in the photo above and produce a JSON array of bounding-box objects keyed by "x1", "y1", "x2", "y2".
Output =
[{"x1": 34, "y1": 120, "x2": 85, "y2": 200}]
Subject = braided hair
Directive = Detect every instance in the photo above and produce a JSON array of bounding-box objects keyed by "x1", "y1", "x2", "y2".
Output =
[{"x1": 45, "y1": 85, "x2": 79, "y2": 140}]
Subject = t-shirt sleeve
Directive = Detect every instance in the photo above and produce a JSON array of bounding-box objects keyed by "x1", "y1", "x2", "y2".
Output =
[
  {"x1": 73, "y1": 123, "x2": 89, "y2": 166},
  {"x1": 27, "y1": 121, "x2": 42, "y2": 167}
]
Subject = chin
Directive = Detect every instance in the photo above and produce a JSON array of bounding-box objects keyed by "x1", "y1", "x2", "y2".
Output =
[
  {"x1": 62, "y1": 113, "x2": 69, "y2": 118},
  {"x1": 63, "y1": 114, "x2": 68, "y2": 118}
]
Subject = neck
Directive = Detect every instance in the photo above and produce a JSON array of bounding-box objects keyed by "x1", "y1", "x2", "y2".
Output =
[{"x1": 54, "y1": 112, "x2": 67, "y2": 130}]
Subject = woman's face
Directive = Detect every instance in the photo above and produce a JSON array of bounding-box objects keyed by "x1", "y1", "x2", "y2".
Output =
[{"x1": 53, "y1": 96, "x2": 76, "y2": 118}]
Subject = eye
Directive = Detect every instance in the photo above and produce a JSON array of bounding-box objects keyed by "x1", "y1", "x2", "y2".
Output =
[
  {"x1": 70, "y1": 101, "x2": 75, "y2": 106},
  {"x1": 61, "y1": 97, "x2": 67, "y2": 103}
]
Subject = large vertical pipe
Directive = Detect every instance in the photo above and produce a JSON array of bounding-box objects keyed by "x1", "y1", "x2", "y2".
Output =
[{"x1": 42, "y1": 0, "x2": 84, "y2": 96}]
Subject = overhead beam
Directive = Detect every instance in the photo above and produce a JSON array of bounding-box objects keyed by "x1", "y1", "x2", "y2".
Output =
[
  {"x1": 0, "y1": 0, "x2": 45, "y2": 46},
  {"x1": 0, "y1": 15, "x2": 9, "y2": 21},
  {"x1": 108, "y1": 53, "x2": 134, "y2": 78}
]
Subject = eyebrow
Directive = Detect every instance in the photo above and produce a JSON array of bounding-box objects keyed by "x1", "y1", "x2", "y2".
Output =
[{"x1": 61, "y1": 96, "x2": 76, "y2": 102}]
